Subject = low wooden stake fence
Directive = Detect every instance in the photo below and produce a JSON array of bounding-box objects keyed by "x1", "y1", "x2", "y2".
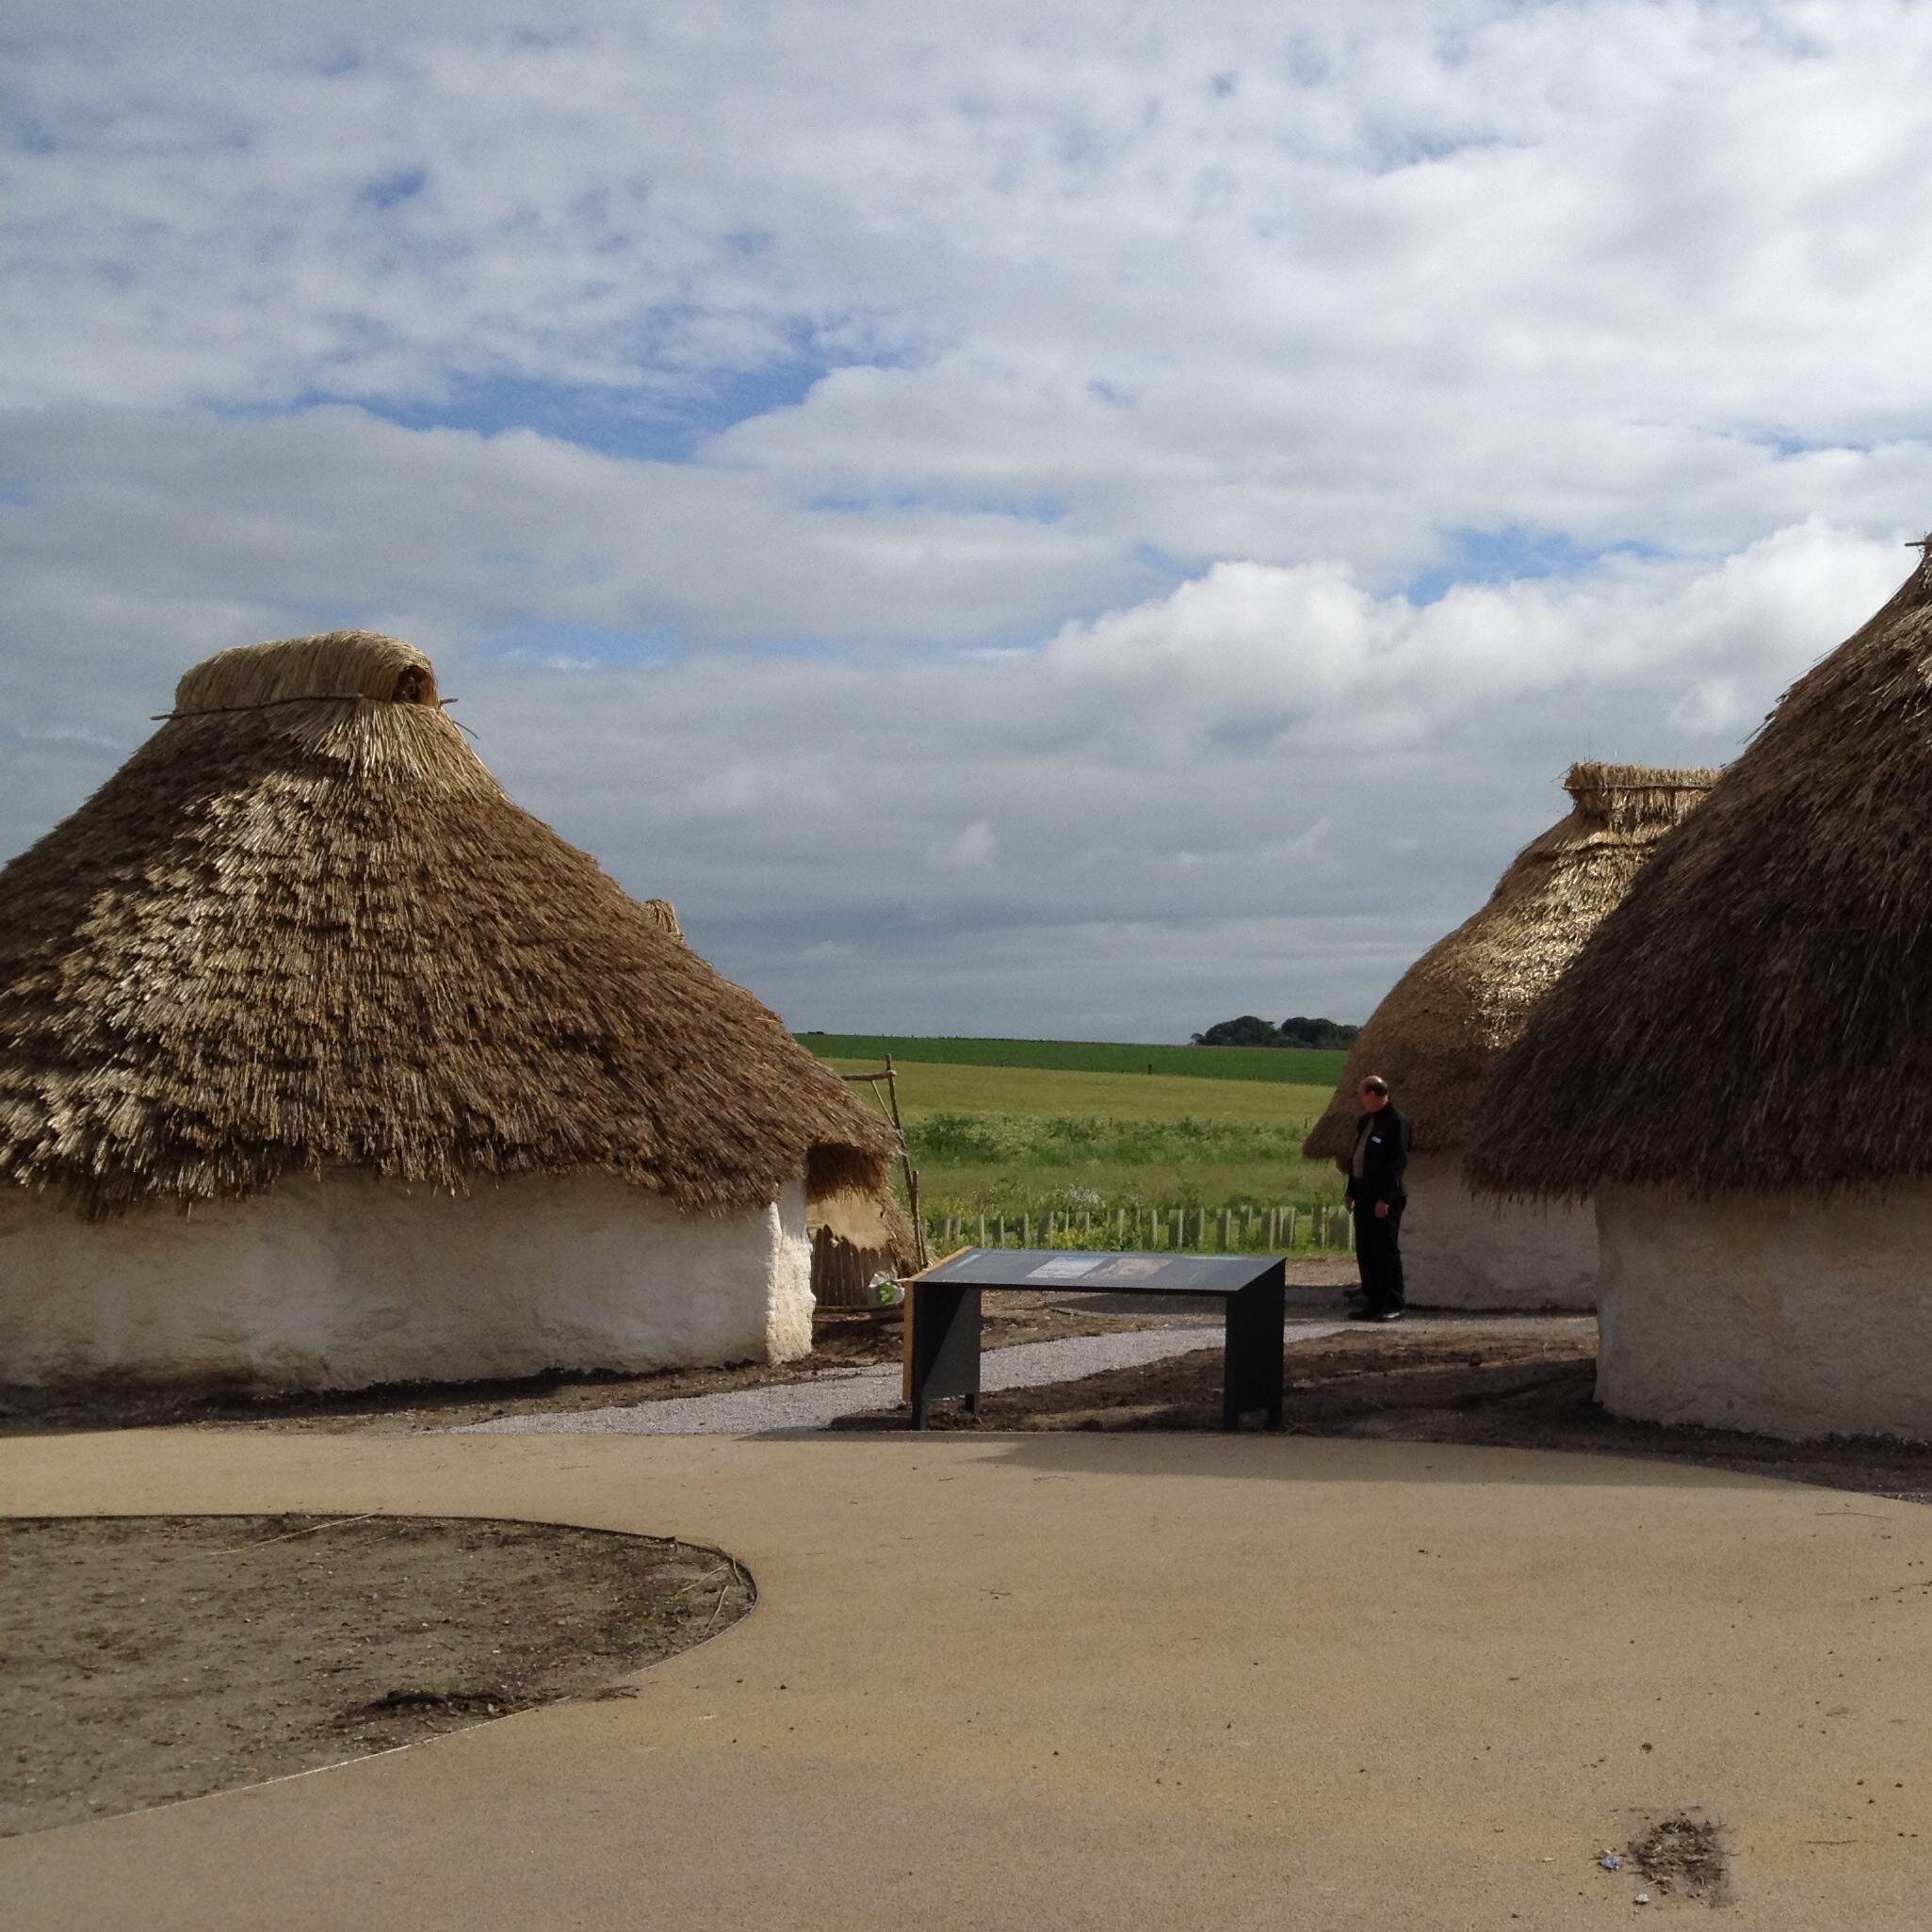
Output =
[{"x1": 920, "y1": 1205, "x2": 1354, "y2": 1256}]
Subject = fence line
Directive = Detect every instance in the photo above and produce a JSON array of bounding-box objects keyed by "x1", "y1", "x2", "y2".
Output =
[{"x1": 920, "y1": 1204, "x2": 1355, "y2": 1257}]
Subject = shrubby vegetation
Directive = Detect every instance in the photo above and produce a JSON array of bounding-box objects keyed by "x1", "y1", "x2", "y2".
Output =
[
  {"x1": 907, "y1": 1112, "x2": 1347, "y2": 1239},
  {"x1": 1190, "y1": 1015, "x2": 1360, "y2": 1049},
  {"x1": 910, "y1": 1112, "x2": 1307, "y2": 1167}
]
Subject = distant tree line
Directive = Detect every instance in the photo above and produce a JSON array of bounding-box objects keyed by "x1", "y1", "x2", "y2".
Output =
[{"x1": 1190, "y1": 1015, "x2": 1360, "y2": 1049}]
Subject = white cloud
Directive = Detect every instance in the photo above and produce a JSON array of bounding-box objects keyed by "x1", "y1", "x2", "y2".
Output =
[
  {"x1": 0, "y1": 385, "x2": 1909, "y2": 1033},
  {"x1": 925, "y1": 820, "x2": 997, "y2": 872},
  {"x1": 8, "y1": 3, "x2": 1932, "y2": 1034}
]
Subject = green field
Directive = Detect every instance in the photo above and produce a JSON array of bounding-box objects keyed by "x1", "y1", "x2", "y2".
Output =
[
  {"x1": 812, "y1": 1047, "x2": 1353, "y2": 1254},
  {"x1": 799, "y1": 1033, "x2": 1348, "y2": 1087},
  {"x1": 826, "y1": 1059, "x2": 1331, "y2": 1125}
]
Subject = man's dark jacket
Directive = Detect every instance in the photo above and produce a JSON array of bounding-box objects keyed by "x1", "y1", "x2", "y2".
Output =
[{"x1": 1345, "y1": 1104, "x2": 1411, "y2": 1204}]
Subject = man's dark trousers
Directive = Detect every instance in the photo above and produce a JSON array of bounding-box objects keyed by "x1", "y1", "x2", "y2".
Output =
[{"x1": 1353, "y1": 1197, "x2": 1405, "y2": 1313}]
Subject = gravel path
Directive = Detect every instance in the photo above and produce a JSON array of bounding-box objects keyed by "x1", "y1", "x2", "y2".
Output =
[{"x1": 457, "y1": 1321, "x2": 1345, "y2": 1437}]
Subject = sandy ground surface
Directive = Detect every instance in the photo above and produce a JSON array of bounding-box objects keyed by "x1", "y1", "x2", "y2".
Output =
[
  {"x1": 0, "y1": 1515, "x2": 750, "y2": 1837},
  {"x1": 5, "y1": 1425, "x2": 1932, "y2": 1931}
]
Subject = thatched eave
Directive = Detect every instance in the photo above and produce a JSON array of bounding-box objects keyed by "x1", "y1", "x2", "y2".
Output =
[{"x1": 1465, "y1": 549, "x2": 1932, "y2": 1201}]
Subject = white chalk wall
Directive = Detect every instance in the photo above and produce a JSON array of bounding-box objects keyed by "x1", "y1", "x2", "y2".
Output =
[
  {"x1": 1401, "y1": 1153, "x2": 1598, "y2": 1310},
  {"x1": 1596, "y1": 1180, "x2": 1932, "y2": 1441},
  {"x1": 0, "y1": 1172, "x2": 813, "y2": 1391}
]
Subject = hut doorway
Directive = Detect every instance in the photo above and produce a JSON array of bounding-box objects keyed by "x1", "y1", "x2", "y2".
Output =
[{"x1": 810, "y1": 1056, "x2": 925, "y2": 1308}]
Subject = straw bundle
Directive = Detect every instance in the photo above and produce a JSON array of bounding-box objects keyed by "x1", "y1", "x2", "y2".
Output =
[
  {"x1": 1303, "y1": 762, "x2": 1717, "y2": 1161},
  {"x1": 0, "y1": 631, "x2": 897, "y2": 1219},
  {"x1": 1467, "y1": 551, "x2": 1932, "y2": 1202},
  {"x1": 808, "y1": 1183, "x2": 920, "y2": 1307}
]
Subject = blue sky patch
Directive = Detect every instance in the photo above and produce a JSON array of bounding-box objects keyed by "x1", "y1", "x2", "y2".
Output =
[
  {"x1": 1404, "y1": 527, "x2": 1664, "y2": 605},
  {"x1": 357, "y1": 167, "x2": 429, "y2": 212},
  {"x1": 356, "y1": 355, "x2": 838, "y2": 460}
]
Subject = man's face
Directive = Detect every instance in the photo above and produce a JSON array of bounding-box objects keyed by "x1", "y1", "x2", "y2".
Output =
[{"x1": 1360, "y1": 1086, "x2": 1388, "y2": 1112}]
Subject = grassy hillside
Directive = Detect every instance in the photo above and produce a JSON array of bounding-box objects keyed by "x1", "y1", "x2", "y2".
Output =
[{"x1": 799, "y1": 1033, "x2": 1349, "y2": 1087}]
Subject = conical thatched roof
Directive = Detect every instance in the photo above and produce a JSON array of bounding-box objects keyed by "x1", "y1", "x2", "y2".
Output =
[
  {"x1": 1468, "y1": 553, "x2": 1932, "y2": 1202},
  {"x1": 1303, "y1": 762, "x2": 1717, "y2": 1162},
  {"x1": 0, "y1": 630, "x2": 897, "y2": 1219}
]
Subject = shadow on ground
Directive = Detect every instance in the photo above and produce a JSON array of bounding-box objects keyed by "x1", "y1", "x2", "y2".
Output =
[{"x1": 833, "y1": 1323, "x2": 1932, "y2": 1502}]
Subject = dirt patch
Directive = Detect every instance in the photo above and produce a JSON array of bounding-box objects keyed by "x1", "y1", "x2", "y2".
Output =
[
  {"x1": 833, "y1": 1318, "x2": 1932, "y2": 1502},
  {"x1": 0, "y1": 1291, "x2": 1231, "y2": 1437},
  {"x1": 0, "y1": 1514, "x2": 752, "y2": 1838},
  {"x1": 1629, "y1": 1811, "x2": 1729, "y2": 1905}
]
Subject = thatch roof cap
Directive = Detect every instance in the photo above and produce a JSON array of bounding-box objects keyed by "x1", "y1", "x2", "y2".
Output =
[
  {"x1": 1303, "y1": 761, "x2": 1717, "y2": 1161},
  {"x1": 1467, "y1": 552, "x2": 1932, "y2": 1201},
  {"x1": 0, "y1": 630, "x2": 896, "y2": 1218}
]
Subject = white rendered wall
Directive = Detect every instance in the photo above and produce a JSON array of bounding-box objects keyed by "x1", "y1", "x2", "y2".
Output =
[
  {"x1": 0, "y1": 1172, "x2": 813, "y2": 1391},
  {"x1": 1401, "y1": 1153, "x2": 1598, "y2": 1310},
  {"x1": 1596, "y1": 1180, "x2": 1932, "y2": 1442}
]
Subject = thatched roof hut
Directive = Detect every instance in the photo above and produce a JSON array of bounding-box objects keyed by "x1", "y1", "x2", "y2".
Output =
[
  {"x1": 1464, "y1": 551, "x2": 1932, "y2": 1437},
  {"x1": 0, "y1": 630, "x2": 897, "y2": 1390},
  {"x1": 1303, "y1": 762, "x2": 1715, "y2": 1308}
]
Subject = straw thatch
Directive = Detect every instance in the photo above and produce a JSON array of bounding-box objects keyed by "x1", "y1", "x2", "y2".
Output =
[
  {"x1": 1303, "y1": 762, "x2": 1717, "y2": 1162},
  {"x1": 809, "y1": 1183, "x2": 920, "y2": 1307},
  {"x1": 1467, "y1": 551, "x2": 1932, "y2": 1203},
  {"x1": 0, "y1": 630, "x2": 897, "y2": 1220}
]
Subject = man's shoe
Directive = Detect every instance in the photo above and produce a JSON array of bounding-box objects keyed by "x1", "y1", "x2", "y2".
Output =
[
  {"x1": 1367, "y1": 1307, "x2": 1404, "y2": 1323},
  {"x1": 1347, "y1": 1307, "x2": 1382, "y2": 1322}
]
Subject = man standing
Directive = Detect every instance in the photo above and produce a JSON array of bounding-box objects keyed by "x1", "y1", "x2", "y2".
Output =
[{"x1": 1342, "y1": 1075, "x2": 1409, "y2": 1322}]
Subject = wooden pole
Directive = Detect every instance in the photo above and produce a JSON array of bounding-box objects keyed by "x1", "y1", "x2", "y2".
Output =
[{"x1": 883, "y1": 1056, "x2": 928, "y2": 1272}]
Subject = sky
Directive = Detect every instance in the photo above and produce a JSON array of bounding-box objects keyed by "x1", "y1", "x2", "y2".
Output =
[{"x1": 4, "y1": 0, "x2": 1930, "y2": 1041}]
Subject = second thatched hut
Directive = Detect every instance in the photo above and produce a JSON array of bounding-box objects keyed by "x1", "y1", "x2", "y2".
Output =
[
  {"x1": 1302, "y1": 762, "x2": 1715, "y2": 1307},
  {"x1": 1467, "y1": 551, "x2": 1932, "y2": 1440},
  {"x1": 0, "y1": 630, "x2": 900, "y2": 1393}
]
